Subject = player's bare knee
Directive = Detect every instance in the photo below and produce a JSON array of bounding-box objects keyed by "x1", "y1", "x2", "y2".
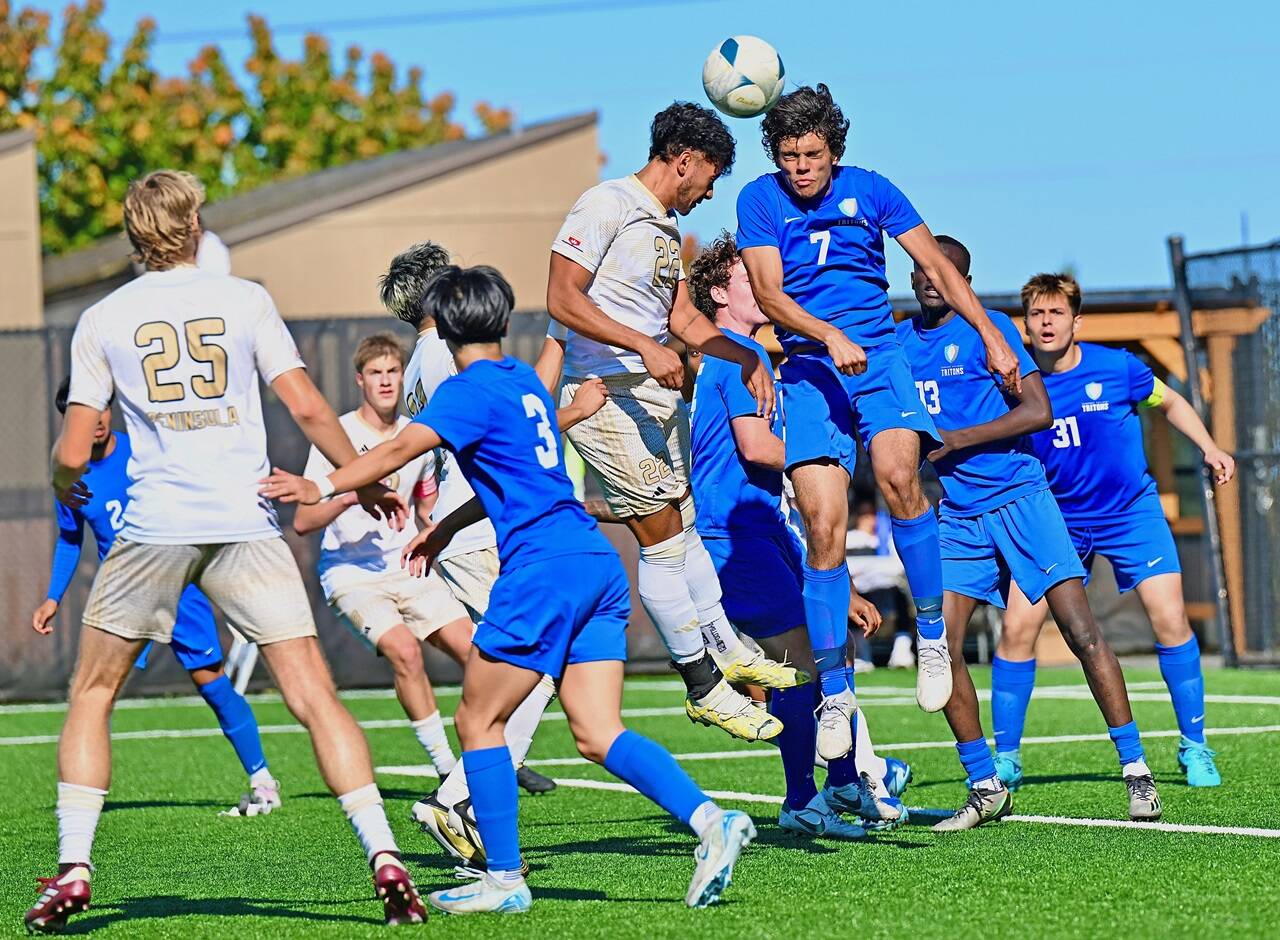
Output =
[{"x1": 380, "y1": 629, "x2": 424, "y2": 676}]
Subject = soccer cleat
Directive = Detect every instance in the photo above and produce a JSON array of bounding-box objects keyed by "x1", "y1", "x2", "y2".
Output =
[
  {"x1": 373, "y1": 852, "x2": 428, "y2": 925},
  {"x1": 428, "y1": 873, "x2": 532, "y2": 915},
  {"x1": 994, "y1": 751, "x2": 1024, "y2": 791},
  {"x1": 814, "y1": 688, "x2": 857, "y2": 761},
  {"x1": 915, "y1": 637, "x2": 953, "y2": 713},
  {"x1": 888, "y1": 634, "x2": 916, "y2": 669},
  {"x1": 685, "y1": 679, "x2": 783, "y2": 742},
  {"x1": 779, "y1": 791, "x2": 867, "y2": 840},
  {"x1": 1125, "y1": 773, "x2": 1162, "y2": 820},
  {"x1": 1178, "y1": 740, "x2": 1222, "y2": 788},
  {"x1": 852, "y1": 658, "x2": 876, "y2": 675},
  {"x1": 715, "y1": 644, "x2": 810, "y2": 690},
  {"x1": 883, "y1": 757, "x2": 913, "y2": 798},
  {"x1": 931, "y1": 782, "x2": 1012, "y2": 832},
  {"x1": 824, "y1": 772, "x2": 906, "y2": 832},
  {"x1": 412, "y1": 791, "x2": 484, "y2": 868},
  {"x1": 686, "y1": 809, "x2": 756, "y2": 908},
  {"x1": 516, "y1": 766, "x2": 557, "y2": 795},
  {"x1": 25, "y1": 865, "x2": 91, "y2": 934},
  {"x1": 220, "y1": 778, "x2": 283, "y2": 817}
]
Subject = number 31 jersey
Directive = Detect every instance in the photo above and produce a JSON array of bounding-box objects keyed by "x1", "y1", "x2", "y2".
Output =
[
  {"x1": 551, "y1": 175, "x2": 684, "y2": 379},
  {"x1": 1029, "y1": 342, "x2": 1160, "y2": 524},
  {"x1": 414, "y1": 356, "x2": 614, "y2": 571},
  {"x1": 68, "y1": 267, "x2": 304, "y2": 544}
]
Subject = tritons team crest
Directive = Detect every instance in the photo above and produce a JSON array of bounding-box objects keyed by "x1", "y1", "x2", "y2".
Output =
[
  {"x1": 839, "y1": 197, "x2": 858, "y2": 217},
  {"x1": 1086, "y1": 382, "x2": 1103, "y2": 400},
  {"x1": 944, "y1": 343, "x2": 960, "y2": 363}
]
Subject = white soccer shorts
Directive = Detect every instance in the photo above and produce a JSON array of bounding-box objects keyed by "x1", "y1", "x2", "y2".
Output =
[
  {"x1": 329, "y1": 567, "x2": 469, "y2": 653},
  {"x1": 437, "y1": 546, "x2": 501, "y2": 623}
]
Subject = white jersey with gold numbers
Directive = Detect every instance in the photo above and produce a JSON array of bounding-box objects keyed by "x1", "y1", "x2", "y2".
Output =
[
  {"x1": 551, "y1": 175, "x2": 684, "y2": 378},
  {"x1": 67, "y1": 267, "x2": 304, "y2": 544}
]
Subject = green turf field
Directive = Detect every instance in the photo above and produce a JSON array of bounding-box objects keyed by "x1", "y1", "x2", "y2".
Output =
[{"x1": 3, "y1": 665, "x2": 1278, "y2": 938}]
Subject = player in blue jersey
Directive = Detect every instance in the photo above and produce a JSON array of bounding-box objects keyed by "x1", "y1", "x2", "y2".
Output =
[
  {"x1": 991, "y1": 273, "x2": 1236, "y2": 789},
  {"x1": 263, "y1": 265, "x2": 756, "y2": 914},
  {"x1": 735, "y1": 84, "x2": 1022, "y2": 757},
  {"x1": 899, "y1": 237, "x2": 1160, "y2": 827},
  {"x1": 686, "y1": 233, "x2": 910, "y2": 839},
  {"x1": 33, "y1": 378, "x2": 279, "y2": 816}
]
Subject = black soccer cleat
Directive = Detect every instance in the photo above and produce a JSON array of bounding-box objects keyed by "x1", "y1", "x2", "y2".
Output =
[{"x1": 516, "y1": 766, "x2": 557, "y2": 795}]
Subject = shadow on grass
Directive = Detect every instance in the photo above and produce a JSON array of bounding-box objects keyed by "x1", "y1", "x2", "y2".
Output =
[
  {"x1": 103, "y1": 799, "x2": 226, "y2": 812},
  {"x1": 63, "y1": 893, "x2": 380, "y2": 932}
]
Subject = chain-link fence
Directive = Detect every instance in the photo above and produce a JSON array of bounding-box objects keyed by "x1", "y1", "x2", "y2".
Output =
[
  {"x1": 0, "y1": 312, "x2": 661, "y2": 701},
  {"x1": 1179, "y1": 239, "x2": 1280, "y2": 662}
]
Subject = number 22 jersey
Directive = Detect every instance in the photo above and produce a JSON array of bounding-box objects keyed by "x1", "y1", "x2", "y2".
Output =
[{"x1": 413, "y1": 356, "x2": 614, "y2": 570}]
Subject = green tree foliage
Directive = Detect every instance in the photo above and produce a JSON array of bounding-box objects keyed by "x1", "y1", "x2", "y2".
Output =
[{"x1": 0, "y1": 0, "x2": 513, "y2": 254}]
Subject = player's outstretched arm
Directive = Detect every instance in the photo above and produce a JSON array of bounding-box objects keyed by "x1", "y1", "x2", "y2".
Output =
[
  {"x1": 557, "y1": 378, "x2": 609, "y2": 431},
  {"x1": 271, "y1": 368, "x2": 360, "y2": 468},
  {"x1": 547, "y1": 253, "x2": 684, "y2": 389},
  {"x1": 928, "y1": 372, "x2": 1053, "y2": 463},
  {"x1": 50, "y1": 404, "x2": 101, "y2": 508},
  {"x1": 897, "y1": 225, "x2": 1021, "y2": 393},
  {"x1": 670, "y1": 282, "x2": 775, "y2": 417},
  {"x1": 401, "y1": 495, "x2": 488, "y2": 577},
  {"x1": 534, "y1": 335, "x2": 567, "y2": 394},
  {"x1": 1153, "y1": 384, "x2": 1236, "y2": 485},
  {"x1": 740, "y1": 246, "x2": 868, "y2": 377}
]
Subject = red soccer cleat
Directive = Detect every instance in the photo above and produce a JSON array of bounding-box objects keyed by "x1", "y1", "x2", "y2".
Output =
[
  {"x1": 373, "y1": 853, "x2": 426, "y2": 926},
  {"x1": 25, "y1": 865, "x2": 91, "y2": 934}
]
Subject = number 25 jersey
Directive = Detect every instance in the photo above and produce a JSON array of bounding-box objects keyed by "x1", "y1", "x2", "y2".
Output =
[
  {"x1": 414, "y1": 357, "x2": 614, "y2": 571},
  {"x1": 68, "y1": 267, "x2": 304, "y2": 544}
]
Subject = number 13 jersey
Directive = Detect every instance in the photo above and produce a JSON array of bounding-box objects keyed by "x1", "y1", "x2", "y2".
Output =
[
  {"x1": 413, "y1": 356, "x2": 613, "y2": 571},
  {"x1": 68, "y1": 267, "x2": 304, "y2": 544},
  {"x1": 551, "y1": 175, "x2": 684, "y2": 378}
]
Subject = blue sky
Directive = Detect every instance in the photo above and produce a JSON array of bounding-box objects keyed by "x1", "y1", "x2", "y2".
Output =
[{"x1": 88, "y1": 0, "x2": 1280, "y2": 295}]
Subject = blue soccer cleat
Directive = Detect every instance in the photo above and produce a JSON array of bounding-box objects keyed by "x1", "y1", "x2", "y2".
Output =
[
  {"x1": 779, "y1": 791, "x2": 867, "y2": 841},
  {"x1": 883, "y1": 757, "x2": 913, "y2": 798},
  {"x1": 824, "y1": 772, "x2": 905, "y2": 832},
  {"x1": 994, "y1": 750, "x2": 1023, "y2": 792},
  {"x1": 686, "y1": 809, "x2": 756, "y2": 908},
  {"x1": 1178, "y1": 739, "x2": 1222, "y2": 788},
  {"x1": 428, "y1": 873, "x2": 532, "y2": 915}
]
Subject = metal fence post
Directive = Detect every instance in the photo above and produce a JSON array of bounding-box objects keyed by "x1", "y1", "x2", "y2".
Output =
[{"x1": 1167, "y1": 235, "x2": 1237, "y2": 666}]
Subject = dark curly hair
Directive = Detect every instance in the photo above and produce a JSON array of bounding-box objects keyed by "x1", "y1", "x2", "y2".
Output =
[
  {"x1": 649, "y1": 102, "x2": 736, "y2": 174},
  {"x1": 760, "y1": 83, "x2": 849, "y2": 163},
  {"x1": 379, "y1": 241, "x2": 452, "y2": 327},
  {"x1": 687, "y1": 232, "x2": 739, "y2": 320}
]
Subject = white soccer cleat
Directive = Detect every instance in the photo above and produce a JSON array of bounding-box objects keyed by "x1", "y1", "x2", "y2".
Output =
[
  {"x1": 823, "y1": 772, "x2": 906, "y2": 832},
  {"x1": 1125, "y1": 772, "x2": 1162, "y2": 821},
  {"x1": 931, "y1": 781, "x2": 1012, "y2": 832},
  {"x1": 915, "y1": 637, "x2": 953, "y2": 712},
  {"x1": 815, "y1": 688, "x2": 857, "y2": 761},
  {"x1": 686, "y1": 809, "x2": 756, "y2": 908},
  {"x1": 888, "y1": 634, "x2": 916, "y2": 669},
  {"x1": 220, "y1": 778, "x2": 282, "y2": 817},
  {"x1": 428, "y1": 873, "x2": 532, "y2": 915}
]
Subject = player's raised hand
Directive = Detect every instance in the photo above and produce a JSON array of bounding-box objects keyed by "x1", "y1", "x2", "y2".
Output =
[
  {"x1": 740, "y1": 356, "x2": 776, "y2": 419},
  {"x1": 356, "y1": 483, "x2": 408, "y2": 530},
  {"x1": 824, "y1": 331, "x2": 867, "y2": 376},
  {"x1": 984, "y1": 332, "x2": 1022, "y2": 394},
  {"x1": 32, "y1": 599, "x2": 58, "y2": 635},
  {"x1": 1204, "y1": 447, "x2": 1236, "y2": 486},
  {"x1": 54, "y1": 479, "x2": 91, "y2": 510},
  {"x1": 849, "y1": 591, "x2": 883, "y2": 637},
  {"x1": 259, "y1": 468, "x2": 322, "y2": 505},
  {"x1": 400, "y1": 524, "x2": 453, "y2": 577},
  {"x1": 641, "y1": 340, "x2": 685, "y2": 390}
]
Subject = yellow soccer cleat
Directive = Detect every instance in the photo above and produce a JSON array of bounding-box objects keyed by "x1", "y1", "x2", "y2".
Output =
[
  {"x1": 685, "y1": 679, "x2": 783, "y2": 741},
  {"x1": 716, "y1": 645, "x2": 811, "y2": 689}
]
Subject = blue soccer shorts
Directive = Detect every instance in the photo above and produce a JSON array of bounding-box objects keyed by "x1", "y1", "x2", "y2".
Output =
[
  {"x1": 475, "y1": 552, "x2": 631, "y2": 679},
  {"x1": 701, "y1": 529, "x2": 807, "y2": 639},
  {"x1": 1064, "y1": 493, "x2": 1182, "y2": 593},
  {"x1": 779, "y1": 341, "x2": 939, "y2": 477},
  {"x1": 940, "y1": 488, "x2": 1086, "y2": 608},
  {"x1": 134, "y1": 585, "x2": 224, "y2": 673}
]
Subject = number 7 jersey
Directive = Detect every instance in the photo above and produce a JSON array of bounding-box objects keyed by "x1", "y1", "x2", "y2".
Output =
[{"x1": 68, "y1": 267, "x2": 304, "y2": 544}]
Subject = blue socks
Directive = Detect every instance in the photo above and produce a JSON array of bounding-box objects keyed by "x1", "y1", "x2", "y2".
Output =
[
  {"x1": 802, "y1": 563, "x2": 852, "y2": 696},
  {"x1": 1156, "y1": 635, "x2": 1207, "y2": 744},
  {"x1": 956, "y1": 737, "x2": 998, "y2": 785},
  {"x1": 604, "y1": 730, "x2": 708, "y2": 827},
  {"x1": 464, "y1": 746, "x2": 522, "y2": 872},
  {"x1": 991, "y1": 657, "x2": 1036, "y2": 755},
  {"x1": 769, "y1": 687, "x2": 818, "y2": 810},
  {"x1": 1107, "y1": 721, "x2": 1146, "y2": 768},
  {"x1": 198, "y1": 675, "x2": 267, "y2": 777},
  {"x1": 891, "y1": 508, "x2": 945, "y2": 641}
]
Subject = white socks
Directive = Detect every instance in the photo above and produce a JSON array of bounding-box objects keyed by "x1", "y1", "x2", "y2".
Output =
[
  {"x1": 338, "y1": 782, "x2": 400, "y2": 864},
  {"x1": 680, "y1": 509, "x2": 747, "y2": 662},
  {"x1": 637, "y1": 533, "x2": 704, "y2": 662},
  {"x1": 56, "y1": 782, "x2": 106, "y2": 867},
  {"x1": 852, "y1": 708, "x2": 888, "y2": 784},
  {"x1": 437, "y1": 675, "x2": 557, "y2": 808},
  {"x1": 688, "y1": 799, "x2": 719, "y2": 838},
  {"x1": 411, "y1": 712, "x2": 457, "y2": 776},
  {"x1": 249, "y1": 767, "x2": 275, "y2": 789}
]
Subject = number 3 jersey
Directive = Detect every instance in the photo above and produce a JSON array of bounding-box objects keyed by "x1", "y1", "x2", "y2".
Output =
[
  {"x1": 1028, "y1": 342, "x2": 1161, "y2": 524},
  {"x1": 68, "y1": 267, "x2": 304, "y2": 544},
  {"x1": 551, "y1": 175, "x2": 684, "y2": 378},
  {"x1": 413, "y1": 356, "x2": 613, "y2": 570},
  {"x1": 896, "y1": 312, "x2": 1046, "y2": 517}
]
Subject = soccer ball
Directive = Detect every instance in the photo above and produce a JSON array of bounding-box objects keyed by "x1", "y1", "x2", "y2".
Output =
[{"x1": 702, "y1": 36, "x2": 785, "y2": 119}]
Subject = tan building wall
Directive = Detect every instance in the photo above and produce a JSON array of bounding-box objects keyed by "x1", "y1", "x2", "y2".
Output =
[
  {"x1": 0, "y1": 131, "x2": 43, "y2": 330},
  {"x1": 230, "y1": 125, "x2": 598, "y2": 316}
]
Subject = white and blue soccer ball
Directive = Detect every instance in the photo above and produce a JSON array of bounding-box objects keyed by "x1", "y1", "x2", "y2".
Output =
[{"x1": 702, "y1": 36, "x2": 785, "y2": 119}]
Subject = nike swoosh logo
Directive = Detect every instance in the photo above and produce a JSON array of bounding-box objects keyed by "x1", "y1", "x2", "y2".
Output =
[
  {"x1": 1147, "y1": 557, "x2": 1164, "y2": 567},
  {"x1": 784, "y1": 216, "x2": 803, "y2": 223},
  {"x1": 1045, "y1": 563, "x2": 1059, "y2": 574},
  {"x1": 1191, "y1": 715, "x2": 1204, "y2": 724},
  {"x1": 900, "y1": 411, "x2": 916, "y2": 418}
]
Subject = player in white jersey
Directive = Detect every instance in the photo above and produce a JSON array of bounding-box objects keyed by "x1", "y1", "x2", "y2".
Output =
[
  {"x1": 28, "y1": 171, "x2": 426, "y2": 932},
  {"x1": 547, "y1": 102, "x2": 796, "y2": 742},
  {"x1": 293, "y1": 333, "x2": 473, "y2": 779},
  {"x1": 378, "y1": 242, "x2": 607, "y2": 869}
]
